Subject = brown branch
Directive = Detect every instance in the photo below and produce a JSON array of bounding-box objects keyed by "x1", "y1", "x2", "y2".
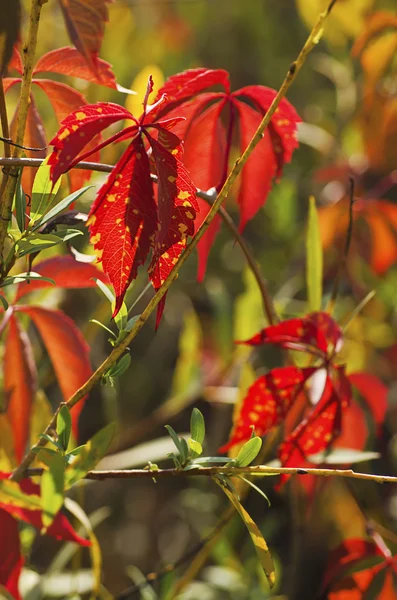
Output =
[
  {"x1": 24, "y1": 465, "x2": 397, "y2": 484},
  {"x1": 11, "y1": 0, "x2": 338, "y2": 483}
]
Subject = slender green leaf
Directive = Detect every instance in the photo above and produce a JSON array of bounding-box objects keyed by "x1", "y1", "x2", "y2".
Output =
[
  {"x1": 234, "y1": 437, "x2": 262, "y2": 467},
  {"x1": 164, "y1": 425, "x2": 184, "y2": 457},
  {"x1": 30, "y1": 160, "x2": 62, "y2": 224},
  {"x1": 17, "y1": 230, "x2": 83, "y2": 257},
  {"x1": 106, "y1": 354, "x2": 131, "y2": 378},
  {"x1": 306, "y1": 195, "x2": 323, "y2": 312},
  {"x1": 37, "y1": 186, "x2": 94, "y2": 228},
  {"x1": 190, "y1": 408, "x2": 205, "y2": 445},
  {"x1": 94, "y1": 278, "x2": 115, "y2": 304},
  {"x1": 237, "y1": 476, "x2": 271, "y2": 506},
  {"x1": 57, "y1": 406, "x2": 72, "y2": 453},
  {"x1": 15, "y1": 169, "x2": 27, "y2": 233},
  {"x1": 0, "y1": 272, "x2": 55, "y2": 288},
  {"x1": 0, "y1": 295, "x2": 9, "y2": 310},
  {"x1": 41, "y1": 452, "x2": 65, "y2": 529},
  {"x1": 64, "y1": 423, "x2": 116, "y2": 488}
]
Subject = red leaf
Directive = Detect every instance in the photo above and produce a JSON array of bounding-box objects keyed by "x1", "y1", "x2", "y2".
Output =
[
  {"x1": 182, "y1": 98, "x2": 226, "y2": 280},
  {"x1": 17, "y1": 307, "x2": 92, "y2": 438},
  {"x1": 48, "y1": 102, "x2": 131, "y2": 184},
  {"x1": 238, "y1": 312, "x2": 343, "y2": 357},
  {"x1": 323, "y1": 538, "x2": 384, "y2": 592},
  {"x1": 4, "y1": 314, "x2": 37, "y2": 462},
  {"x1": 333, "y1": 399, "x2": 368, "y2": 452},
  {"x1": 0, "y1": 509, "x2": 22, "y2": 600},
  {"x1": 15, "y1": 255, "x2": 110, "y2": 301},
  {"x1": 2, "y1": 77, "x2": 21, "y2": 94},
  {"x1": 220, "y1": 366, "x2": 316, "y2": 452},
  {"x1": 349, "y1": 372, "x2": 388, "y2": 433},
  {"x1": 234, "y1": 99, "x2": 277, "y2": 231},
  {"x1": 147, "y1": 128, "x2": 198, "y2": 326},
  {"x1": 0, "y1": 473, "x2": 90, "y2": 547},
  {"x1": 8, "y1": 47, "x2": 23, "y2": 74},
  {"x1": 88, "y1": 136, "x2": 157, "y2": 315},
  {"x1": 234, "y1": 86, "x2": 301, "y2": 170},
  {"x1": 279, "y1": 369, "x2": 352, "y2": 476},
  {"x1": 10, "y1": 94, "x2": 47, "y2": 195},
  {"x1": 33, "y1": 47, "x2": 118, "y2": 89},
  {"x1": 58, "y1": 0, "x2": 111, "y2": 73}
]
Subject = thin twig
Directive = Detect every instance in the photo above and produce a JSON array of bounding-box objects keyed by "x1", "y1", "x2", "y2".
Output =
[
  {"x1": 10, "y1": 0, "x2": 338, "y2": 483},
  {"x1": 24, "y1": 465, "x2": 397, "y2": 484}
]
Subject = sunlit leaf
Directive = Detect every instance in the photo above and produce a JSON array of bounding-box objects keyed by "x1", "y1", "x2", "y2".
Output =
[{"x1": 41, "y1": 453, "x2": 65, "y2": 529}]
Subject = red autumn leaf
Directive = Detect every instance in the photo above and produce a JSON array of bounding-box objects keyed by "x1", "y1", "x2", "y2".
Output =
[
  {"x1": 2, "y1": 77, "x2": 20, "y2": 94},
  {"x1": 279, "y1": 368, "x2": 351, "y2": 474},
  {"x1": 220, "y1": 366, "x2": 316, "y2": 452},
  {"x1": 15, "y1": 255, "x2": 110, "y2": 301},
  {"x1": 88, "y1": 136, "x2": 157, "y2": 316},
  {"x1": 4, "y1": 314, "x2": 37, "y2": 463},
  {"x1": 0, "y1": 473, "x2": 90, "y2": 547},
  {"x1": 151, "y1": 68, "x2": 300, "y2": 278},
  {"x1": 16, "y1": 306, "x2": 92, "y2": 438},
  {"x1": 349, "y1": 372, "x2": 388, "y2": 433},
  {"x1": 333, "y1": 399, "x2": 368, "y2": 452},
  {"x1": 0, "y1": 509, "x2": 22, "y2": 600},
  {"x1": 33, "y1": 46, "x2": 119, "y2": 89},
  {"x1": 48, "y1": 78, "x2": 198, "y2": 324},
  {"x1": 239, "y1": 312, "x2": 343, "y2": 357},
  {"x1": 58, "y1": 0, "x2": 111, "y2": 73}
]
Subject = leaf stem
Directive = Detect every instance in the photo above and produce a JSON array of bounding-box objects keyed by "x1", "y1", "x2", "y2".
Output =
[
  {"x1": 10, "y1": 0, "x2": 338, "y2": 482},
  {"x1": 0, "y1": 0, "x2": 46, "y2": 272}
]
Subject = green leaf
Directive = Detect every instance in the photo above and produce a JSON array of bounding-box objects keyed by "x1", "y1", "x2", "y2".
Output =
[
  {"x1": 190, "y1": 408, "x2": 205, "y2": 446},
  {"x1": 17, "y1": 230, "x2": 83, "y2": 257},
  {"x1": 57, "y1": 405, "x2": 72, "y2": 453},
  {"x1": 215, "y1": 478, "x2": 275, "y2": 588},
  {"x1": 106, "y1": 354, "x2": 131, "y2": 379},
  {"x1": 15, "y1": 169, "x2": 27, "y2": 233},
  {"x1": 237, "y1": 476, "x2": 271, "y2": 506},
  {"x1": 234, "y1": 437, "x2": 262, "y2": 467},
  {"x1": 164, "y1": 425, "x2": 184, "y2": 457},
  {"x1": 0, "y1": 479, "x2": 41, "y2": 511},
  {"x1": 0, "y1": 295, "x2": 9, "y2": 310},
  {"x1": 35, "y1": 185, "x2": 94, "y2": 229},
  {"x1": 64, "y1": 423, "x2": 116, "y2": 489},
  {"x1": 113, "y1": 300, "x2": 128, "y2": 331},
  {"x1": 41, "y1": 452, "x2": 65, "y2": 529},
  {"x1": 306, "y1": 196, "x2": 323, "y2": 312},
  {"x1": 0, "y1": 272, "x2": 55, "y2": 288},
  {"x1": 94, "y1": 278, "x2": 115, "y2": 304},
  {"x1": 30, "y1": 159, "x2": 63, "y2": 224},
  {"x1": 188, "y1": 438, "x2": 202, "y2": 457}
]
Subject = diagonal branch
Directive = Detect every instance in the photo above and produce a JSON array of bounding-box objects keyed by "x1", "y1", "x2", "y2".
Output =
[{"x1": 11, "y1": 0, "x2": 338, "y2": 482}]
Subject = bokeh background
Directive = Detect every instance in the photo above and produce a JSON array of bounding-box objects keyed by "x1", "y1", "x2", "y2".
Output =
[{"x1": 7, "y1": 0, "x2": 397, "y2": 598}]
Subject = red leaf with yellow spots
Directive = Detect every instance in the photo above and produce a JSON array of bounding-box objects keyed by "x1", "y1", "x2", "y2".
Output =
[
  {"x1": 220, "y1": 366, "x2": 316, "y2": 452},
  {"x1": 278, "y1": 368, "x2": 352, "y2": 479},
  {"x1": 88, "y1": 136, "x2": 157, "y2": 315}
]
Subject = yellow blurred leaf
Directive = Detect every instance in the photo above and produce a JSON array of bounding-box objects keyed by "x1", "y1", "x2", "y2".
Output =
[
  {"x1": 0, "y1": 414, "x2": 16, "y2": 471},
  {"x1": 125, "y1": 65, "x2": 165, "y2": 118},
  {"x1": 296, "y1": 0, "x2": 375, "y2": 46},
  {"x1": 234, "y1": 268, "x2": 266, "y2": 347}
]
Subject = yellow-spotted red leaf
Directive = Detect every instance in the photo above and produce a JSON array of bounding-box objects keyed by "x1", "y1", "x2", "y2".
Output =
[
  {"x1": 48, "y1": 102, "x2": 132, "y2": 184},
  {"x1": 34, "y1": 46, "x2": 118, "y2": 89},
  {"x1": 4, "y1": 314, "x2": 37, "y2": 462},
  {"x1": 220, "y1": 366, "x2": 316, "y2": 452},
  {"x1": 0, "y1": 509, "x2": 22, "y2": 600},
  {"x1": 88, "y1": 136, "x2": 157, "y2": 315},
  {"x1": 18, "y1": 307, "x2": 92, "y2": 439},
  {"x1": 58, "y1": 0, "x2": 111, "y2": 73},
  {"x1": 15, "y1": 255, "x2": 109, "y2": 301},
  {"x1": 147, "y1": 128, "x2": 198, "y2": 326}
]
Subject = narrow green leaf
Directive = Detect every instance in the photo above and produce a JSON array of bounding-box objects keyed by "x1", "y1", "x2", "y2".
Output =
[
  {"x1": 17, "y1": 230, "x2": 83, "y2": 257},
  {"x1": 41, "y1": 452, "x2": 65, "y2": 529},
  {"x1": 0, "y1": 272, "x2": 55, "y2": 288},
  {"x1": 113, "y1": 300, "x2": 128, "y2": 331},
  {"x1": 234, "y1": 437, "x2": 262, "y2": 467},
  {"x1": 190, "y1": 408, "x2": 205, "y2": 445},
  {"x1": 306, "y1": 196, "x2": 323, "y2": 312},
  {"x1": 179, "y1": 437, "x2": 189, "y2": 465},
  {"x1": 188, "y1": 438, "x2": 202, "y2": 457},
  {"x1": 64, "y1": 423, "x2": 116, "y2": 489},
  {"x1": 215, "y1": 478, "x2": 275, "y2": 588},
  {"x1": 37, "y1": 186, "x2": 94, "y2": 228},
  {"x1": 94, "y1": 278, "x2": 115, "y2": 304},
  {"x1": 237, "y1": 476, "x2": 271, "y2": 506},
  {"x1": 15, "y1": 169, "x2": 27, "y2": 233},
  {"x1": 0, "y1": 295, "x2": 9, "y2": 310},
  {"x1": 30, "y1": 160, "x2": 62, "y2": 224},
  {"x1": 106, "y1": 354, "x2": 131, "y2": 378},
  {"x1": 164, "y1": 425, "x2": 184, "y2": 457},
  {"x1": 57, "y1": 405, "x2": 72, "y2": 452}
]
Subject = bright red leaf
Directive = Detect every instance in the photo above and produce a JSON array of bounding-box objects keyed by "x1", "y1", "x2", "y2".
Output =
[
  {"x1": 349, "y1": 372, "x2": 389, "y2": 433},
  {"x1": 0, "y1": 472, "x2": 90, "y2": 547},
  {"x1": 4, "y1": 314, "x2": 37, "y2": 463},
  {"x1": 150, "y1": 68, "x2": 301, "y2": 278},
  {"x1": 48, "y1": 77, "x2": 198, "y2": 324},
  {"x1": 0, "y1": 509, "x2": 22, "y2": 600},
  {"x1": 58, "y1": 0, "x2": 111, "y2": 73},
  {"x1": 16, "y1": 307, "x2": 92, "y2": 438},
  {"x1": 15, "y1": 255, "x2": 110, "y2": 301}
]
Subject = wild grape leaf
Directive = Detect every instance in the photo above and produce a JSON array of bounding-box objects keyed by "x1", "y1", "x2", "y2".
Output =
[
  {"x1": 17, "y1": 307, "x2": 92, "y2": 438},
  {"x1": 88, "y1": 137, "x2": 157, "y2": 316},
  {"x1": 15, "y1": 255, "x2": 110, "y2": 301},
  {"x1": 0, "y1": 509, "x2": 22, "y2": 600},
  {"x1": 0, "y1": 0, "x2": 20, "y2": 76},
  {"x1": 220, "y1": 366, "x2": 316, "y2": 452},
  {"x1": 0, "y1": 472, "x2": 90, "y2": 546},
  {"x1": 4, "y1": 315, "x2": 37, "y2": 462},
  {"x1": 33, "y1": 46, "x2": 119, "y2": 89}
]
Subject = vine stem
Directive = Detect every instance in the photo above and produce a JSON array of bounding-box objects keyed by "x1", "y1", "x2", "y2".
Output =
[
  {"x1": 24, "y1": 465, "x2": 397, "y2": 484},
  {"x1": 11, "y1": 0, "x2": 337, "y2": 482},
  {"x1": 0, "y1": 0, "x2": 47, "y2": 271}
]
